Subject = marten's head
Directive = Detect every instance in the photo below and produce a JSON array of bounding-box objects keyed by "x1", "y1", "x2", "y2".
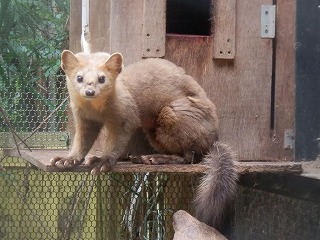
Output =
[{"x1": 61, "y1": 50, "x2": 123, "y2": 99}]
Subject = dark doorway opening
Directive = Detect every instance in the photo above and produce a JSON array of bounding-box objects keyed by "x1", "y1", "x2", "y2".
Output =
[{"x1": 166, "y1": 0, "x2": 212, "y2": 36}]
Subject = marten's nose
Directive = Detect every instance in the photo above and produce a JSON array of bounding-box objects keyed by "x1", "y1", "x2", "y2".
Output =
[{"x1": 85, "y1": 89, "x2": 95, "y2": 97}]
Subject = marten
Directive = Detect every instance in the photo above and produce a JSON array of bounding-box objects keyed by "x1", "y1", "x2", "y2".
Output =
[{"x1": 50, "y1": 50, "x2": 238, "y2": 228}]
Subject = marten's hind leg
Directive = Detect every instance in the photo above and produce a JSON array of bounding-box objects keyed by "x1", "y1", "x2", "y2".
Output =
[
  {"x1": 141, "y1": 96, "x2": 218, "y2": 164},
  {"x1": 130, "y1": 154, "x2": 186, "y2": 164}
]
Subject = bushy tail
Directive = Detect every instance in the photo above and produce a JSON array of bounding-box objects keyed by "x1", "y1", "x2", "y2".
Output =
[{"x1": 193, "y1": 142, "x2": 238, "y2": 228}]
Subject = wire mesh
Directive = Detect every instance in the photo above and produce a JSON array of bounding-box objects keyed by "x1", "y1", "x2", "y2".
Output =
[
  {"x1": 0, "y1": 1, "x2": 201, "y2": 239},
  {"x1": 0, "y1": 0, "x2": 69, "y2": 149},
  {"x1": 0, "y1": 160, "x2": 198, "y2": 240}
]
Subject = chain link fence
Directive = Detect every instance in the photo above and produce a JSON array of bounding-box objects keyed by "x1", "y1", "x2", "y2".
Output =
[
  {"x1": 0, "y1": 163, "x2": 197, "y2": 239},
  {"x1": 0, "y1": 1, "x2": 200, "y2": 239},
  {"x1": 0, "y1": 0, "x2": 69, "y2": 148}
]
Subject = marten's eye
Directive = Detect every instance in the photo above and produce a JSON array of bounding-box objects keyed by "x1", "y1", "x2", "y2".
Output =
[
  {"x1": 77, "y1": 76, "x2": 83, "y2": 83},
  {"x1": 98, "y1": 76, "x2": 105, "y2": 84}
]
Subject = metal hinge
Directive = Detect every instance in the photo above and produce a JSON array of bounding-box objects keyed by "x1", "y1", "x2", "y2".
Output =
[
  {"x1": 261, "y1": 5, "x2": 276, "y2": 38},
  {"x1": 284, "y1": 129, "x2": 294, "y2": 150}
]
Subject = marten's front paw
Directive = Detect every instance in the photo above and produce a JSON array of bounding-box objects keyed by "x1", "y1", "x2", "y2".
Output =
[
  {"x1": 86, "y1": 156, "x2": 116, "y2": 175},
  {"x1": 50, "y1": 156, "x2": 84, "y2": 168}
]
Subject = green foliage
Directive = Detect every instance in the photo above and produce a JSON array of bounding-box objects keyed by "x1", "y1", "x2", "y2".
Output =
[{"x1": 0, "y1": 0, "x2": 69, "y2": 132}]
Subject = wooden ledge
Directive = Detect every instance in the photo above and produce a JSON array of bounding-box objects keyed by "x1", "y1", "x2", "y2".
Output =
[{"x1": 3, "y1": 149, "x2": 303, "y2": 174}]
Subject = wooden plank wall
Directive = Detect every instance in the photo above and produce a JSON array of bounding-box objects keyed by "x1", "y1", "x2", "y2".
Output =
[
  {"x1": 273, "y1": 0, "x2": 296, "y2": 160},
  {"x1": 166, "y1": 0, "x2": 295, "y2": 160},
  {"x1": 69, "y1": 1, "x2": 81, "y2": 53},
  {"x1": 68, "y1": 0, "x2": 296, "y2": 161},
  {"x1": 69, "y1": 0, "x2": 153, "y2": 155},
  {"x1": 70, "y1": 0, "x2": 146, "y2": 64},
  {"x1": 166, "y1": 0, "x2": 273, "y2": 160}
]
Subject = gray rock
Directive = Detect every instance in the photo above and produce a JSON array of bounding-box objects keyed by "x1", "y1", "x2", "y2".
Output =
[{"x1": 173, "y1": 210, "x2": 228, "y2": 240}]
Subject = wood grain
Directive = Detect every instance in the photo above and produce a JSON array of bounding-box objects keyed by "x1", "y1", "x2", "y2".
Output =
[
  {"x1": 71, "y1": 0, "x2": 146, "y2": 62},
  {"x1": 109, "y1": 0, "x2": 144, "y2": 64},
  {"x1": 67, "y1": 0, "x2": 296, "y2": 161},
  {"x1": 69, "y1": 1, "x2": 82, "y2": 53},
  {"x1": 89, "y1": 0, "x2": 111, "y2": 52},
  {"x1": 212, "y1": 0, "x2": 236, "y2": 59},
  {"x1": 166, "y1": 0, "x2": 276, "y2": 160},
  {"x1": 271, "y1": 0, "x2": 296, "y2": 160},
  {"x1": 142, "y1": 0, "x2": 166, "y2": 57},
  {"x1": 68, "y1": 1, "x2": 153, "y2": 155}
]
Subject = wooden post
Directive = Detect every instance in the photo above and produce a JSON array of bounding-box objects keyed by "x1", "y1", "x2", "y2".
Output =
[{"x1": 212, "y1": 0, "x2": 236, "y2": 59}]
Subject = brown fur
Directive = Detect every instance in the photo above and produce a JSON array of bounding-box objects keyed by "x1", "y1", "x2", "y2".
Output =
[{"x1": 50, "y1": 50, "x2": 238, "y2": 227}]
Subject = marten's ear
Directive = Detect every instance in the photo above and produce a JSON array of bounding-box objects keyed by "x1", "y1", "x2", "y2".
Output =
[
  {"x1": 61, "y1": 50, "x2": 79, "y2": 72},
  {"x1": 103, "y1": 53, "x2": 123, "y2": 75}
]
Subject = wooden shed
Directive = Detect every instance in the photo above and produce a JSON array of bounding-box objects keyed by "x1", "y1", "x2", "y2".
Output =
[
  {"x1": 8, "y1": 0, "x2": 319, "y2": 169},
  {"x1": 69, "y1": 0, "x2": 299, "y2": 162},
  {"x1": 2, "y1": 1, "x2": 320, "y2": 239}
]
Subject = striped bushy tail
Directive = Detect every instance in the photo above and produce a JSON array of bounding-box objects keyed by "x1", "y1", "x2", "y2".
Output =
[{"x1": 193, "y1": 142, "x2": 238, "y2": 228}]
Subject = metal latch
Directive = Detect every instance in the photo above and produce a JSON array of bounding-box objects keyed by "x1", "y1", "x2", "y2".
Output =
[{"x1": 261, "y1": 5, "x2": 276, "y2": 38}]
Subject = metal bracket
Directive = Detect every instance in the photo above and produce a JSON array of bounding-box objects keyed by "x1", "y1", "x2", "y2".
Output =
[
  {"x1": 284, "y1": 129, "x2": 295, "y2": 150},
  {"x1": 261, "y1": 5, "x2": 276, "y2": 38}
]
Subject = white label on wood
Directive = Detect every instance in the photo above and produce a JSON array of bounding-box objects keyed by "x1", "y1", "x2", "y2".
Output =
[
  {"x1": 142, "y1": 0, "x2": 166, "y2": 57},
  {"x1": 213, "y1": 0, "x2": 236, "y2": 59},
  {"x1": 261, "y1": 5, "x2": 276, "y2": 38}
]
